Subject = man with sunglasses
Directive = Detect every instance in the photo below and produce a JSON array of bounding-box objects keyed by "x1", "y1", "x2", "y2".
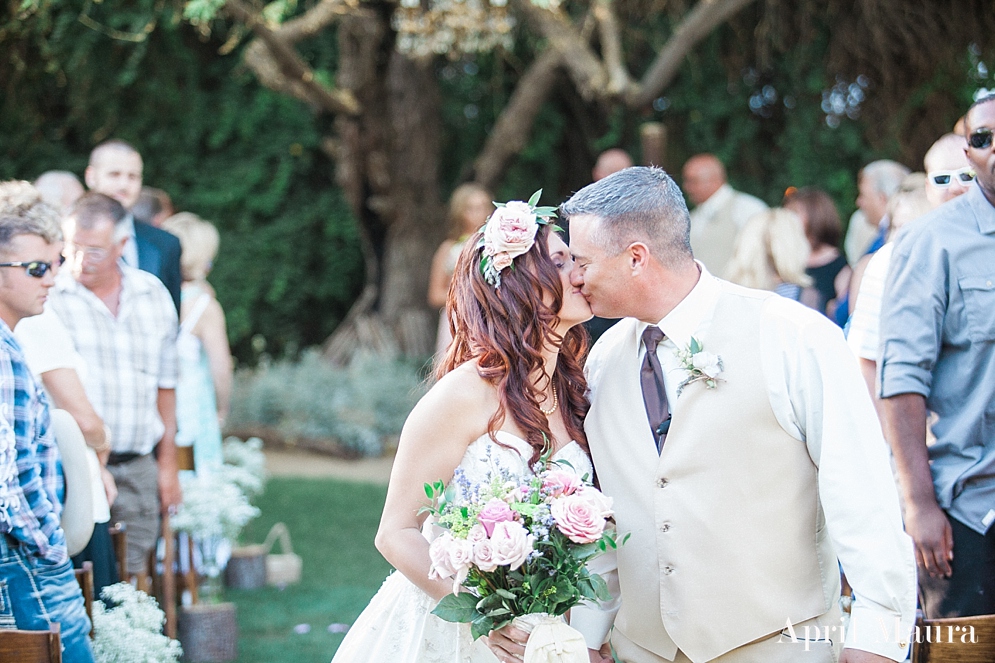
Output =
[
  {"x1": 924, "y1": 133, "x2": 974, "y2": 208},
  {"x1": 879, "y1": 92, "x2": 995, "y2": 619},
  {"x1": 48, "y1": 192, "x2": 180, "y2": 584},
  {"x1": 0, "y1": 180, "x2": 96, "y2": 661}
]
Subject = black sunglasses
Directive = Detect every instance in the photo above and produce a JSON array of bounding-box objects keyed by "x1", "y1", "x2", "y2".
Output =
[
  {"x1": 0, "y1": 255, "x2": 66, "y2": 278},
  {"x1": 968, "y1": 128, "x2": 993, "y2": 150}
]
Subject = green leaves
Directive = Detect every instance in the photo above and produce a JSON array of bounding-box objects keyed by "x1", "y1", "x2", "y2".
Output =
[{"x1": 432, "y1": 592, "x2": 480, "y2": 623}]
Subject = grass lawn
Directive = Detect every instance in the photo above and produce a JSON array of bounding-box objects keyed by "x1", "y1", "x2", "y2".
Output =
[{"x1": 226, "y1": 477, "x2": 392, "y2": 662}]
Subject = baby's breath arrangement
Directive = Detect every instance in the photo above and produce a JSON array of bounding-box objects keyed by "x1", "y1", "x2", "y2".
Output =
[
  {"x1": 91, "y1": 583, "x2": 182, "y2": 663},
  {"x1": 220, "y1": 436, "x2": 267, "y2": 498},
  {"x1": 171, "y1": 472, "x2": 261, "y2": 542}
]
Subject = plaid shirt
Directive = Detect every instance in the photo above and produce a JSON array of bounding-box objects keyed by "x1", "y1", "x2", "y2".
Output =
[
  {"x1": 48, "y1": 266, "x2": 178, "y2": 455},
  {"x1": 0, "y1": 321, "x2": 67, "y2": 564}
]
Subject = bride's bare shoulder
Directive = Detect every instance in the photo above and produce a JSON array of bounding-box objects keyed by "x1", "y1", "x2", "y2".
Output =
[{"x1": 405, "y1": 360, "x2": 495, "y2": 429}]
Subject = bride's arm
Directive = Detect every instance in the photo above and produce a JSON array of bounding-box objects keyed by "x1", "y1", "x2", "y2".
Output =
[{"x1": 374, "y1": 368, "x2": 490, "y2": 601}]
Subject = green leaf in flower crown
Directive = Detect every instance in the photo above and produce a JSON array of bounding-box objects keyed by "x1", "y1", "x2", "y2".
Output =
[
  {"x1": 432, "y1": 592, "x2": 480, "y2": 623},
  {"x1": 533, "y1": 206, "x2": 559, "y2": 217},
  {"x1": 528, "y1": 190, "x2": 543, "y2": 208}
]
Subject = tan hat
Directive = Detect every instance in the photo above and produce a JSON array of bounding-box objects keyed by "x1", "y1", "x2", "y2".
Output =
[{"x1": 50, "y1": 409, "x2": 94, "y2": 556}]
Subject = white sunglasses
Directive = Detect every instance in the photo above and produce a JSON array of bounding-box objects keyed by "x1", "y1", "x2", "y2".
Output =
[{"x1": 928, "y1": 167, "x2": 975, "y2": 188}]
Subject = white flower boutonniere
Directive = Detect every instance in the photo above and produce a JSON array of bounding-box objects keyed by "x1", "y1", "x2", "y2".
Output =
[{"x1": 675, "y1": 337, "x2": 724, "y2": 395}]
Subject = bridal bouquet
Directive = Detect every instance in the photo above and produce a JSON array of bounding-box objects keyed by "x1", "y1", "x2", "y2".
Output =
[{"x1": 426, "y1": 456, "x2": 622, "y2": 645}]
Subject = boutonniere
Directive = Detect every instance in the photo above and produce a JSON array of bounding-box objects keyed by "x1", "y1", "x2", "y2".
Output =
[{"x1": 675, "y1": 337, "x2": 724, "y2": 395}]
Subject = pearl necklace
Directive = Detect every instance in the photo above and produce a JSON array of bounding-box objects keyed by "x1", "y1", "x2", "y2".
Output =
[{"x1": 539, "y1": 387, "x2": 558, "y2": 416}]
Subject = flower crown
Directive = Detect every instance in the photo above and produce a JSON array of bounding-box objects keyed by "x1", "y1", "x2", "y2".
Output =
[{"x1": 477, "y1": 190, "x2": 558, "y2": 288}]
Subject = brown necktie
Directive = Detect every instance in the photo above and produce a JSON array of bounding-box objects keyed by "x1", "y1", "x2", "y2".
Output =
[{"x1": 640, "y1": 326, "x2": 671, "y2": 452}]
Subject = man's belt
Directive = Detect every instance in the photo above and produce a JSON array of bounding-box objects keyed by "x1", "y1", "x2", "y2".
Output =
[{"x1": 107, "y1": 452, "x2": 145, "y2": 466}]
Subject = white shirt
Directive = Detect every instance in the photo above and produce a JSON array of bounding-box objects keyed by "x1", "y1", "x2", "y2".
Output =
[
  {"x1": 120, "y1": 213, "x2": 139, "y2": 268},
  {"x1": 14, "y1": 307, "x2": 112, "y2": 523},
  {"x1": 847, "y1": 242, "x2": 894, "y2": 362},
  {"x1": 581, "y1": 267, "x2": 916, "y2": 661},
  {"x1": 47, "y1": 267, "x2": 178, "y2": 456}
]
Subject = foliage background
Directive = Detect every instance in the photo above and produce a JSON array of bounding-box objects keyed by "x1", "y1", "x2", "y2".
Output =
[{"x1": 3, "y1": 1, "x2": 993, "y2": 359}]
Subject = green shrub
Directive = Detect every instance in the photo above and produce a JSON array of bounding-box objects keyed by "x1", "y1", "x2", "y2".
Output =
[{"x1": 228, "y1": 351, "x2": 428, "y2": 456}]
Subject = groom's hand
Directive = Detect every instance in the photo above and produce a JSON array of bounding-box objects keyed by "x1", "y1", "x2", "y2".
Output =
[
  {"x1": 840, "y1": 649, "x2": 895, "y2": 663},
  {"x1": 485, "y1": 624, "x2": 528, "y2": 662}
]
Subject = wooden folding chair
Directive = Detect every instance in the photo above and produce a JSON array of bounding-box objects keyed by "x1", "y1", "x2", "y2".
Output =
[
  {"x1": 0, "y1": 624, "x2": 62, "y2": 663},
  {"x1": 912, "y1": 613, "x2": 995, "y2": 663},
  {"x1": 73, "y1": 561, "x2": 94, "y2": 637},
  {"x1": 108, "y1": 521, "x2": 127, "y2": 583}
]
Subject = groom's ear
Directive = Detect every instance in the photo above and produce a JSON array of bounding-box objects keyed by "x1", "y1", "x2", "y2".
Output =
[{"x1": 627, "y1": 242, "x2": 652, "y2": 275}]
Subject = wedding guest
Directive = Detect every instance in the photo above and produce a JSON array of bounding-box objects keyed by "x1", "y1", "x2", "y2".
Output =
[
  {"x1": 837, "y1": 160, "x2": 910, "y2": 326},
  {"x1": 33, "y1": 170, "x2": 84, "y2": 216},
  {"x1": 924, "y1": 133, "x2": 974, "y2": 208},
  {"x1": 428, "y1": 183, "x2": 493, "y2": 358},
  {"x1": 161, "y1": 212, "x2": 232, "y2": 472},
  {"x1": 49, "y1": 192, "x2": 180, "y2": 581},
  {"x1": 681, "y1": 153, "x2": 767, "y2": 276},
  {"x1": 847, "y1": 174, "x2": 930, "y2": 408},
  {"x1": 133, "y1": 186, "x2": 174, "y2": 228},
  {"x1": 15, "y1": 304, "x2": 121, "y2": 594},
  {"x1": 724, "y1": 208, "x2": 821, "y2": 307},
  {"x1": 549, "y1": 167, "x2": 915, "y2": 663},
  {"x1": 879, "y1": 94, "x2": 995, "y2": 618},
  {"x1": 85, "y1": 139, "x2": 182, "y2": 311},
  {"x1": 784, "y1": 187, "x2": 851, "y2": 317},
  {"x1": 0, "y1": 180, "x2": 95, "y2": 661}
]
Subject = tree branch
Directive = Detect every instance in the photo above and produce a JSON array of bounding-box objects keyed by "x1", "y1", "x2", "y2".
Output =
[
  {"x1": 627, "y1": 0, "x2": 758, "y2": 108},
  {"x1": 279, "y1": 0, "x2": 365, "y2": 43},
  {"x1": 593, "y1": 0, "x2": 631, "y2": 96},
  {"x1": 516, "y1": 2, "x2": 607, "y2": 100},
  {"x1": 470, "y1": 49, "x2": 563, "y2": 191},
  {"x1": 225, "y1": 0, "x2": 360, "y2": 115}
]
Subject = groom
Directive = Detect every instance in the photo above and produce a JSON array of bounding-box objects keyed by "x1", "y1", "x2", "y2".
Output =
[{"x1": 559, "y1": 168, "x2": 913, "y2": 663}]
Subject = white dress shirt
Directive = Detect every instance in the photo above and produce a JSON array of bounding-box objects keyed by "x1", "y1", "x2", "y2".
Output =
[
  {"x1": 120, "y1": 213, "x2": 139, "y2": 268},
  {"x1": 579, "y1": 267, "x2": 916, "y2": 661}
]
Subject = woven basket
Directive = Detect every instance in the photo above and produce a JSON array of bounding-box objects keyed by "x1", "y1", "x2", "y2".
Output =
[
  {"x1": 263, "y1": 523, "x2": 302, "y2": 586},
  {"x1": 178, "y1": 603, "x2": 238, "y2": 662},
  {"x1": 224, "y1": 544, "x2": 267, "y2": 590}
]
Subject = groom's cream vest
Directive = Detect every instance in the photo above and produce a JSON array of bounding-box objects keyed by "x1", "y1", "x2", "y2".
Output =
[{"x1": 585, "y1": 285, "x2": 839, "y2": 663}]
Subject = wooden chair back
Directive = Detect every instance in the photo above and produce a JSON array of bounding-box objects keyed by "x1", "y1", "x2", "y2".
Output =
[
  {"x1": 73, "y1": 560, "x2": 94, "y2": 636},
  {"x1": 912, "y1": 613, "x2": 995, "y2": 663},
  {"x1": 108, "y1": 521, "x2": 127, "y2": 582},
  {"x1": 176, "y1": 445, "x2": 195, "y2": 472},
  {"x1": 0, "y1": 624, "x2": 62, "y2": 662}
]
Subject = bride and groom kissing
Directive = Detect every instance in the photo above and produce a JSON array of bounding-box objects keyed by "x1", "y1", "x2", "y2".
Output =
[{"x1": 331, "y1": 167, "x2": 917, "y2": 663}]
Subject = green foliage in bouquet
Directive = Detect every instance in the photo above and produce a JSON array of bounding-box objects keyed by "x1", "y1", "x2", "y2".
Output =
[{"x1": 425, "y1": 455, "x2": 624, "y2": 640}]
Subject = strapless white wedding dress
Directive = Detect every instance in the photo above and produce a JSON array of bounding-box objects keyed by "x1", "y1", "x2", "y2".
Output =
[{"x1": 330, "y1": 431, "x2": 594, "y2": 663}]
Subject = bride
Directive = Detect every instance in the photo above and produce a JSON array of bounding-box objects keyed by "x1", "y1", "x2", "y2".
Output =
[{"x1": 330, "y1": 201, "x2": 595, "y2": 663}]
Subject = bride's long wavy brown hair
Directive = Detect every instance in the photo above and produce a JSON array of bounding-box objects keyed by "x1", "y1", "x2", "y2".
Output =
[{"x1": 436, "y1": 224, "x2": 590, "y2": 464}]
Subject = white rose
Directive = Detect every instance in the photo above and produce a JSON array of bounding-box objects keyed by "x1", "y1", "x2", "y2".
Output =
[
  {"x1": 488, "y1": 520, "x2": 534, "y2": 570},
  {"x1": 692, "y1": 351, "x2": 722, "y2": 378}
]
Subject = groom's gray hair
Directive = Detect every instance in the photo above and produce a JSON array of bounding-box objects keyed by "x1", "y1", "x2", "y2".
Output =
[{"x1": 560, "y1": 166, "x2": 692, "y2": 265}]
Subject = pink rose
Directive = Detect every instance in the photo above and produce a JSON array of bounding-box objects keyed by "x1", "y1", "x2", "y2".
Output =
[
  {"x1": 477, "y1": 498, "x2": 516, "y2": 537},
  {"x1": 489, "y1": 520, "x2": 534, "y2": 570},
  {"x1": 551, "y1": 493, "x2": 610, "y2": 544},
  {"x1": 490, "y1": 252, "x2": 513, "y2": 272},
  {"x1": 483, "y1": 201, "x2": 539, "y2": 260},
  {"x1": 466, "y1": 523, "x2": 489, "y2": 546},
  {"x1": 542, "y1": 469, "x2": 583, "y2": 497},
  {"x1": 448, "y1": 538, "x2": 474, "y2": 573},
  {"x1": 473, "y1": 540, "x2": 498, "y2": 572},
  {"x1": 428, "y1": 534, "x2": 458, "y2": 580},
  {"x1": 575, "y1": 486, "x2": 614, "y2": 518}
]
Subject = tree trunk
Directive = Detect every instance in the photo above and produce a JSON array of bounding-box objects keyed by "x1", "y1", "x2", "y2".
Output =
[{"x1": 323, "y1": 8, "x2": 443, "y2": 363}]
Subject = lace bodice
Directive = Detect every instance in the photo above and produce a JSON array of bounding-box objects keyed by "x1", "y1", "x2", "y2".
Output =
[{"x1": 454, "y1": 431, "x2": 593, "y2": 487}]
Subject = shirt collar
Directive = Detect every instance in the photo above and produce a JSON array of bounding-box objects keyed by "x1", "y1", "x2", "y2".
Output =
[
  {"x1": 636, "y1": 262, "x2": 721, "y2": 352},
  {"x1": 968, "y1": 180, "x2": 995, "y2": 235},
  {"x1": 694, "y1": 183, "x2": 734, "y2": 217},
  {"x1": 121, "y1": 213, "x2": 137, "y2": 239}
]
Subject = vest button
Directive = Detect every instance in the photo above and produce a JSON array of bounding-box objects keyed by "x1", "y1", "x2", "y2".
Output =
[
  {"x1": 662, "y1": 566, "x2": 674, "y2": 575},
  {"x1": 660, "y1": 523, "x2": 671, "y2": 533},
  {"x1": 657, "y1": 478, "x2": 669, "y2": 488}
]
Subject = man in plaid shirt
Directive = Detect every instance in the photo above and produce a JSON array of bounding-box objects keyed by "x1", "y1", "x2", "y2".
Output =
[
  {"x1": 0, "y1": 180, "x2": 95, "y2": 661},
  {"x1": 49, "y1": 192, "x2": 180, "y2": 581}
]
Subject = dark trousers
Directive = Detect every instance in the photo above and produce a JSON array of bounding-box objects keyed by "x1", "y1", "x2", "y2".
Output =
[
  {"x1": 71, "y1": 521, "x2": 119, "y2": 599},
  {"x1": 919, "y1": 514, "x2": 995, "y2": 618}
]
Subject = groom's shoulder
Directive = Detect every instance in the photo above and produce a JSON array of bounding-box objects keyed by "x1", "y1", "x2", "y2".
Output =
[{"x1": 588, "y1": 318, "x2": 638, "y2": 364}]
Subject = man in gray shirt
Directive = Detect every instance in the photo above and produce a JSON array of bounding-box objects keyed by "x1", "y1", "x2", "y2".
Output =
[{"x1": 879, "y1": 93, "x2": 995, "y2": 618}]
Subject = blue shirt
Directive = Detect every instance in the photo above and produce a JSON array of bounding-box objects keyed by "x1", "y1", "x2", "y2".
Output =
[
  {"x1": 0, "y1": 321, "x2": 67, "y2": 563},
  {"x1": 879, "y1": 182, "x2": 995, "y2": 535}
]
